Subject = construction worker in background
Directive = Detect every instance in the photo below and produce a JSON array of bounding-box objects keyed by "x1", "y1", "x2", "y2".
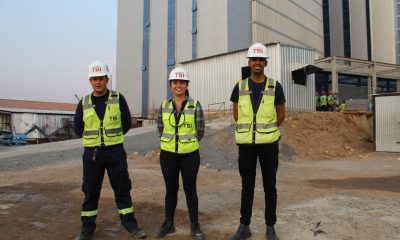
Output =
[
  {"x1": 368, "y1": 99, "x2": 374, "y2": 112},
  {"x1": 229, "y1": 43, "x2": 285, "y2": 240},
  {"x1": 339, "y1": 100, "x2": 346, "y2": 112},
  {"x1": 74, "y1": 60, "x2": 146, "y2": 240},
  {"x1": 333, "y1": 92, "x2": 339, "y2": 111},
  {"x1": 327, "y1": 90, "x2": 335, "y2": 111},
  {"x1": 319, "y1": 91, "x2": 327, "y2": 111},
  {"x1": 315, "y1": 92, "x2": 320, "y2": 111},
  {"x1": 155, "y1": 67, "x2": 205, "y2": 239}
]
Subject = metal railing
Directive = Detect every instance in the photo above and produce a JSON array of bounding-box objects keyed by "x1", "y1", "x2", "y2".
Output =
[{"x1": 207, "y1": 102, "x2": 226, "y2": 121}]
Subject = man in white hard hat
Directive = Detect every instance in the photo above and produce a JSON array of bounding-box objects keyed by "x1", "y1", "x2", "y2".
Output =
[
  {"x1": 74, "y1": 60, "x2": 146, "y2": 239},
  {"x1": 229, "y1": 43, "x2": 285, "y2": 240}
]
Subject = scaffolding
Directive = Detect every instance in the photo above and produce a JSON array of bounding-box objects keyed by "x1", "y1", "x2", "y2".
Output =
[{"x1": 314, "y1": 56, "x2": 400, "y2": 98}]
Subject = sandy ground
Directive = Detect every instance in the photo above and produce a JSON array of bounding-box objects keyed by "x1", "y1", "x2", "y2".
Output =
[{"x1": 0, "y1": 112, "x2": 399, "y2": 240}]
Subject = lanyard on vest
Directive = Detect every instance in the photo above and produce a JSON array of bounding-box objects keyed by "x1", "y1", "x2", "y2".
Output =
[
  {"x1": 161, "y1": 99, "x2": 196, "y2": 139},
  {"x1": 162, "y1": 99, "x2": 195, "y2": 124}
]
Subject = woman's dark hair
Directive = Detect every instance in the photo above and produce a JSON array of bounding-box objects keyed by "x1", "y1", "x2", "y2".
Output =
[{"x1": 185, "y1": 89, "x2": 189, "y2": 97}]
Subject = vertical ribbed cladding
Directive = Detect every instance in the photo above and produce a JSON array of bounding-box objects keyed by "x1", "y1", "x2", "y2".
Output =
[
  {"x1": 280, "y1": 43, "x2": 316, "y2": 111},
  {"x1": 374, "y1": 94, "x2": 400, "y2": 152},
  {"x1": 182, "y1": 43, "x2": 316, "y2": 112}
]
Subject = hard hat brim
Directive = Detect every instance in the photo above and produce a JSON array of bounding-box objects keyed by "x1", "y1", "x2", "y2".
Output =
[
  {"x1": 89, "y1": 74, "x2": 109, "y2": 77},
  {"x1": 169, "y1": 79, "x2": 190, "y2": 82},
  {"x1": 247, "y1": 56, "x2": 269, "y2": 59}
]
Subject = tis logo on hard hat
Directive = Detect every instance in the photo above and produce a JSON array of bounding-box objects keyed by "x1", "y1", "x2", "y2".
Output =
[
  {"x1": 253, "y1": 48, "x2": 263, "y2": 54},
  {"x1": 92, "y1": 66, "x2": 102, "y2": 73},
  {"x1": 175, "y1": 72, "x2": 185, "y2": 78}
]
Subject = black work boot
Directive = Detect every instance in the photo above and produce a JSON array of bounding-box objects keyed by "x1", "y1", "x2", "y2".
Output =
[
  {"x1": 154, "y1": 221, "x2": 176, "y2": 238},
  {"x1": 229, "y1": 224, "x2": 251, "y2": 240},
  {"x1": 266, "y1": 225, "x2": 279, "y2": 240},
  {"x1": 75, "y1": 230, "x2": 94, "y2": 240},
  {"x1": 190, "y1": 222, "x2": 204, "y2": 240},
  {"x1": 129, "y1": 226, "x2": 146, "y2": 239}
]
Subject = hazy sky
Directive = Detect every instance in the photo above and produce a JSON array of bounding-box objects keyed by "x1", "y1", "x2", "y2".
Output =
[{"x1": 0, "y1": 0, "x2": 117, "y2": 103}]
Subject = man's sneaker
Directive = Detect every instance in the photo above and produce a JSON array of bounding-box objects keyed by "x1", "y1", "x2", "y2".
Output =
[
  {"x1": 75, "y1": 231, "x2": 94, "y2": 240},
  {"x1": 190, "y1": 222, "x2": 204, "y2": 240},
  {"x1": 266, "y1": 225, "x2": 279, "y2": 240},
  {"x1": 229, "y1": 224, "x2": 251, "y2": 240},
  {"x1": 154, "y1": 221, "x2": 176, "y2": 238},
  {"x1": 129, "y1": 227, "x2": 147, "y2": 239}
]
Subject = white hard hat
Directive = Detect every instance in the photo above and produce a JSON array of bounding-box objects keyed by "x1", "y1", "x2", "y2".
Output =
[
  {"x1": 168, "y1": 67, "x2": 189, "y2": 81},
  {"x1": 247, "y1": 43, "x2": 269, "y2": 59},
  {"x1": 88, "y1": 60, "x2": 110, "y2": 77}
]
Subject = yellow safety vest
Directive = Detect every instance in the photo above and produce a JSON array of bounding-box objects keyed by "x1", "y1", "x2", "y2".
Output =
[
  {"x1": 235, "y1": 78, "x2": 280, "y2": 144},
  {"x1": 339, "y1": 103, "x2": 346, "y2": 112},
  {"x1": 160, "y1": 98, "x2": 199, "y2": 154},
  {"x1": 82, "y1": 91, "x2": 124, "y2": 147},
  {"x1": 327, "y1": 95, "x2": 334, "y2": 106},
  {"x1": 320, "y1": 95, "x2": 327, "y2": 106}
]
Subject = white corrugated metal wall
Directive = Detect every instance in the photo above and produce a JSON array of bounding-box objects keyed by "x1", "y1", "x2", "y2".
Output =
[
  {"x1": 280, "y1": 44, "x2": 316, "y2": 111},
  {"x1": 11, "y1": 113, "x2": 74, "y2": 139},
  {"x1": 182, "y1": 43, "x2": 315, "y2": 111},
  {"x1": 182, "y1": 50, "x2": 247, "y2": 110},
  {"x1": 374, "y1": 94, "x2": 400, "y2": 152}
]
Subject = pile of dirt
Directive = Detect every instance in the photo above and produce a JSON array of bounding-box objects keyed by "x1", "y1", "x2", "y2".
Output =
[
  {"x1": 280, "y1": 111, "x2": 373, "y2": 160},
  {"x1": 208, "y1": 111, "x2": 373, "y2": 161}
]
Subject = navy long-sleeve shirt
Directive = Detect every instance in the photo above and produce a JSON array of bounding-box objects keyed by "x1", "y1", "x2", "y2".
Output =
[{"x1": 74, "y1": 90, "x2": 132, "y2": 138}]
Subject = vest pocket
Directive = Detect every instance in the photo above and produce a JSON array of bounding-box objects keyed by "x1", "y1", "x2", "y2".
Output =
[
  {"x1": 179, "y1": 138, "x2": 197, "y2": 144},
  {"x1": 178, "y1": 133, "x2": 197, "y2": 143},
  {"x1": 104, "y1": 127, "x2": 123, "y2": 137},
  {"x1": 258, "y1": 99, "x2": 275, "y2": 119},
  {"x1": 256, "y1": 127, "x2": 278, "y2": 134},
  {"x1": 160, "y1": 132, "x2": 174, "y2": 142},
  {"x1": 83, "y1": 129, "x2": 99, "y2": 139},
  {"x1": 235, "y1": 122, "x2": 251, "y2": 133},
  {"x1": 238, "y1": 103, "x2": 251, "y2": 117}
]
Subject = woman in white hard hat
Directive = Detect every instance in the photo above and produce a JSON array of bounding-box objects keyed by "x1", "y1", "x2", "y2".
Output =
[{"x1": 154, "y1": 67, "x2": 205, "y2": 239}]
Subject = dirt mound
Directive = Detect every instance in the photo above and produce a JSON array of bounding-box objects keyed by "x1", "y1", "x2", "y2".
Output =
[
  {"x1": 280, "y1": 111, "x2": 373, "y2": 160},
  {"x1": 209, "y1": 111, "x2": 373, "y2": 161}
]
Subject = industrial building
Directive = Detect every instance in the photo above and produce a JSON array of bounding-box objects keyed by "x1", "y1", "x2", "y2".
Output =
[
  {"x1": 0, "y1": 99, "x2": 77, "y2": 142},
  {"x1": 323, "y1": 0, "x2": 398, "y2": 64},
  {"x1": 116, "y1": 0, "x2": 323, "y2": 117},
  {"x1": 181, "y1": 43, "x2": 317, "y2": 113},
  {"x1": 116, "y1": 0, "x2": 399, "y2": 118}
]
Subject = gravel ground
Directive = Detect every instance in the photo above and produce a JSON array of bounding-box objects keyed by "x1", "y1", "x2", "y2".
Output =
[
  {"x1": 0, "y1": 120, "x2": 234, "y2": 172},
  {"x1": 2, "y1": 116, "x2": 400, "y2": 239}
]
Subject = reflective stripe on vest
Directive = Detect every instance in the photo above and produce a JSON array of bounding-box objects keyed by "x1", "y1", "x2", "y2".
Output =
[
  {"x1": 235, "y1": 78, "x2": 280, "y2": 144},
  {"x1": 82, "y1": 91, "x2": 124, "y2": 147},
  {"x1": 160, "y1": 98, "x2": 199, "y2": 154}
]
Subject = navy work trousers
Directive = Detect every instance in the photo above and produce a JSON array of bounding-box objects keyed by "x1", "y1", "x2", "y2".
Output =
[
  {"x1": 238, "y1": 142, "x2": 279, "y2": 226},
  {"x1": 81, "y1": 144, "x2": 138, "y2": 233}
]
